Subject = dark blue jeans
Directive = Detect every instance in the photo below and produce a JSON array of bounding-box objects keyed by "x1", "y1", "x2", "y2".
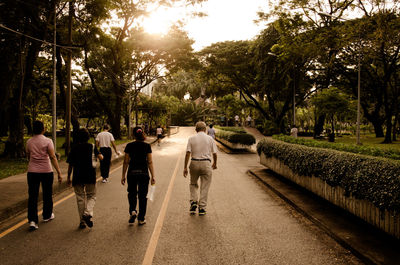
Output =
[
  {"x1": 100, "y1": 147, "x2": 112, "y2": 178},
  {"x1": 127, "y1": 173, "x2": 149, "y2": 221},
  {"x1": 27, "y1": 172, "x2": 54, "y2": 223}
]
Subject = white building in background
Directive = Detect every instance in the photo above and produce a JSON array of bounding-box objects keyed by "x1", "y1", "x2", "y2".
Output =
[{"x1": 141, "y1": 81, "x2": 154, "y2": 97}]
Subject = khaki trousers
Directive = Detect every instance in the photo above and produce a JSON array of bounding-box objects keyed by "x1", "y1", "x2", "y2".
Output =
[
  {"x1": 189, "y1": 161, "x2": 212, "y2": 210},
  {"x1": 74, "y1": 183, "x2": 96, "y2": 221}
]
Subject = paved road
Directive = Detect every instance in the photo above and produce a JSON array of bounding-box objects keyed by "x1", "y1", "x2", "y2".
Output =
[{"x1": 0, "y1": 127, "x2": 361, "y2": 265}]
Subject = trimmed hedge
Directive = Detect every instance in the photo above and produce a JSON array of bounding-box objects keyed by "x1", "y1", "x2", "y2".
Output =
[
  {"x1": 215, "y1": 126, "x2": 247, "y2": 133},
  {"x1": 273, "y1": 134, "x2": 400, "y2": 161},
  {"x1": 216, "y1": 130, "x2": 256, "y2": 146},
  {"x1": 257, "y1": 138, "x2": 400, "y2": 213}
]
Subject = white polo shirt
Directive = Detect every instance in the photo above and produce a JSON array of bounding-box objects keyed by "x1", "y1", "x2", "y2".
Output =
[
  {"x1": 186, "y1": 131, "x2": 217, "y2": 161},
  {"x1": 96, "y1": 131, "x2": 115, "y2": 148}
]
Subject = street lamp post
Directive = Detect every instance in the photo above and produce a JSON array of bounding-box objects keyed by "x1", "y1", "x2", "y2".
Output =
[
  {"x1": 319, "y1": 12, "x2": 361, "y2": 145},
  {"x1": 293, "y1": 71, "x2": 296, "y2": 126},
  {"x1": 52, "y1": 2, "x2": 57, "y2": 154},
  {"x1": 356, "y1": 56, "x2": 361, "y2": 145}
]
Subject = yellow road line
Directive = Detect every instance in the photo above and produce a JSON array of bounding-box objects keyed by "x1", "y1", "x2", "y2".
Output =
[
  {"x1": 0, "y1": 165, "x2": 123, "y2": 239},
  {"x1": 142, "y1": 155, "x2": 182, "y2": 265}
]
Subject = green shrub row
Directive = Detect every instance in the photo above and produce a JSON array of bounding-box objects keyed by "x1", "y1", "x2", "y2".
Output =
[
  {"x1": 216, "y1": 130, "x2": 256, "y2": 146},
  {"x1": 214, "y1": 126, "x2": 247, "y2": 133},
  {"x1": 273, "y1": 134, "x2": 400, "y2": 160},
  {"x1": 257, "y1": 138, "x2": 400, "y2": 213}
]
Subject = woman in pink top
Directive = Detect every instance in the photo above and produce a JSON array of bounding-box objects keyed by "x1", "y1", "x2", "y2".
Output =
[{"x1": 26, "y1": 120, "x2": 62, "y2": 230}]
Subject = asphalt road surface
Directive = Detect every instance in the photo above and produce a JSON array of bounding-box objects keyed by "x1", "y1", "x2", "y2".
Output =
[{"x1": 0, "y1": 127, "x2": 361, "y2": 265}]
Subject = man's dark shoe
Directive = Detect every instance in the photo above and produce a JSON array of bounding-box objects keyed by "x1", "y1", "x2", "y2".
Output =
[
  {"x1": 198, "y1": 208, "x2": 206, "y2": 216},
  {"x1": 82, "y1": 215, "x2": 93, "y2": 228},
  {"x1": 190, "y1": 201, "x2": 197, "y2": 214},
  {"x1": 129, "y1": 211, "x2": 137, "y2": 225},
  {"x1": 79, "y1": 222, "x2": 86, "y2": 229}
]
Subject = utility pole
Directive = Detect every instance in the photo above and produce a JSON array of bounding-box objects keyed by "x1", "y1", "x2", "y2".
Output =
[
  {"x1": 293, "y1": 71, "x2": 296, "y2": 126},
  {"x1": 52, "y1": 2, "x2": 57, "y2": 154},
  {"x1": 128, "y1": 92, "x2": 132, "y2": 139},
  {"x1": 65, "y1": 1, "x2": 73, "y2": 156},
  {"x1": 356, "y1": 56, "x2": 361, "y2": 145}
]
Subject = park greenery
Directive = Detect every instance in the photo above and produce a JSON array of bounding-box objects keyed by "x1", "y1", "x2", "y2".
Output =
[
  {"x1": 214, "y1": 126, "x2": 256, "y2": 146},
  {"x1": 257, "y1": 138, "x2": 400, "y2": 213},
  {"x1": 1, "y1": 0, "x2": 400, "y2": 159},
  {"x1": 273, "y1": 134, "x2": 400, "y2": 160}
]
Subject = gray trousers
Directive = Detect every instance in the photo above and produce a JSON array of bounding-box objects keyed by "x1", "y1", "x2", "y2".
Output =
[
  {"x1": 189, "y1": 161, "x2": 212, "y2": 210},
  {"x1": 74, "y1": 183, "x2": 96, "y2": 221}
]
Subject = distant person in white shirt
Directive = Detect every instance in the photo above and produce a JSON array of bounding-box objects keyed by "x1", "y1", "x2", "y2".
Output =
[
  {"x1": 96, "y1": 124, "x2": 119, "y2": 183},
  {"x1": 207, "y1": 124, "x2": 215, "y2": 139},
  {"x1": 290, "y1": 125, "x2": 298, "y2": 138},
  {"x1": 234, "y1": 115, "x2": 240, "y2": 126},
  {"x1": 183, "y1": 121, "x2": 217, "y2": 216},
  {"x1": 156, "y1": 125, "x2": 163, "y2": 146},
  {"x1": 246, "y1": 115, "x2": 252, "y2": 127}
]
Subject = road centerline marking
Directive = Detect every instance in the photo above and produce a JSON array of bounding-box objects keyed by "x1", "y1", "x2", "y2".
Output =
[{"x1": 142, "y1": 155, "x2": 182, "y2": 265}]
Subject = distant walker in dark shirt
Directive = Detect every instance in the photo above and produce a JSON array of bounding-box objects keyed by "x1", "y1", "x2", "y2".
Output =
[
  {"x1": 121, "y1": 127, "x2": 156, "y2": 225},
  {"x1": 207, "y1": 124, "x2": 215, "y2": 139},
  {"x1": 67, "y1": 128, "x2": 103, "y2": 229}
]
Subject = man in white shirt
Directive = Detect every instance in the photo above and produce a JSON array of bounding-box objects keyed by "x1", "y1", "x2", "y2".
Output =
[
  {"x1": 183, "y1": 121, "x2": 217, "y2": 215},
  {"x1": 96, "y1": 124, "x2": 119, "y2": 183}
]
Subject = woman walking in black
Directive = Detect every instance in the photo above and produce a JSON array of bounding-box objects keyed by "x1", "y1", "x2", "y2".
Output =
[
  {"x1": 67, "y1": 128, "x2": 103, "y2": 229},
  {"x1": 121, "y1": 127, "x2": 156, "y2": 225}
]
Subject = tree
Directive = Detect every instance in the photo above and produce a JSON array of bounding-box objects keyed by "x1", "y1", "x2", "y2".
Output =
[
  {"x1": 311, "y1": 87, "x2": 351, "y2": 141},
  {"x1": 216, "y1": 95, "x2": 243, "y2": 126},
  {"x1": 82, "y1": 3, "x2": 195, "y2": 138},
  {"x1": 0, "y1": 0, "x2": 58, "y2": 157}
]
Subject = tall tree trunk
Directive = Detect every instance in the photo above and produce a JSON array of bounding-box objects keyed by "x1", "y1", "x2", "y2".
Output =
[
  {"x1": 393, "y1": 113, "x2": 398, "y2": 141},
  {"x1": 371, "y1": 118, "x2": 385, "y2": 138},
  {"x1": 4, "y1": 34, "x2": 41, "y2": 157},
  {"x1": 383, "y1": 114, "x2": 393, "y2": 143},
  {"x1": 4, "y1": 52, "x2": 26, "y2": 158},
  {"x1": 314, "y1": 114, "x2": 326, "y2": 138}
]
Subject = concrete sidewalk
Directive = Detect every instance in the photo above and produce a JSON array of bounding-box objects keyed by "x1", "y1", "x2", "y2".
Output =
[
  {"x1": 243, "y1": 126, "x2": 267, "y2": 152},
  {"x1": 0, "y1": 137, "x2": 156, "y2": 225}
]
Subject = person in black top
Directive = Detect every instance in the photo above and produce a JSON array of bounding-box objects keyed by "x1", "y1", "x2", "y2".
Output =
[
  {"x1": 121, "y1": 127, "x2": 156, "y2": 225},
  {"x1": 67, "y1": 128, "x2": 103, "y2": 229}
]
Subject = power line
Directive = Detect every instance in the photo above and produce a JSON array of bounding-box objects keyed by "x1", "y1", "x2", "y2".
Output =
[{"x1": 0, "y1": 23, "x2": 79, "y2": 50}]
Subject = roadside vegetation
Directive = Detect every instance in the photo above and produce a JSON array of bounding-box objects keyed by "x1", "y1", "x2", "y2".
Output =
[
  {"x1": 257, "y1": 138, "x2": 400, "y2": 213},
  {"x1": 0, "y1": 136, "x2": 130, "y2": 180},
  {"x1": 215, "y1": 126, "x2": 256, "y2": 146},
  {"x1": 273, "y1": 134, "x2": 400, "y2": 160}
]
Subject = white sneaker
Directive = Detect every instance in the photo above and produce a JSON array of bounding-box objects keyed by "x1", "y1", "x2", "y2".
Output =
[
  {"x1": 43, "y1": 213, "x2": 55, "y2": 222},
  {"x1": 29, "y1": 221, "x2": 38, "y2": 230},
  {"x1": 102, "y1": 178, "x2": 109, "y2": 183}
]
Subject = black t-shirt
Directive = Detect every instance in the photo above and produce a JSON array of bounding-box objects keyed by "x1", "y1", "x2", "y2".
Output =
[
  {"x1": 124, "y1": 141, "x2": 152, "y2": 174},
  {"x1": 67, "y1": 143, "x2": 99, "y2": 185}
]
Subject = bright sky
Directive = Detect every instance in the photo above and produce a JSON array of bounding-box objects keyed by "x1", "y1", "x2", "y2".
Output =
[{"x1": 142, "y1": 0, "x2": 269, "y2": 51}]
